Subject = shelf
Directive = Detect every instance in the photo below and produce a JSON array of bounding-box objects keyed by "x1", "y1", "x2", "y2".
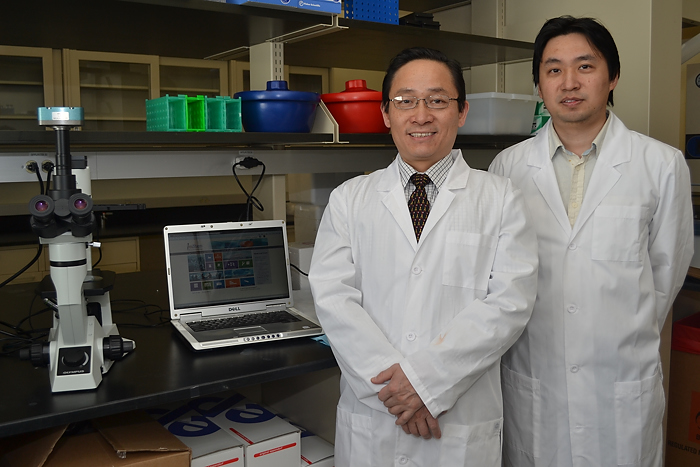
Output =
[
  {"x1": 0, "y1": 0, "x2": 532, "y2": 70},
  {"x1": 80, "y1": 84, "x2": 150, "y2": 91},
  {"x1": 0, "y1": 80, "x2": 43, "y2": 86},
  {"x1": 285, "y1": 17, "x2": 532, "y2": 71},
  {"x1": 85, "y1": 116, "x2": 147, "y2": 122},
  {"x1": 399, "y1": 0, "x2": 470, "y2": 13},
  {"x1": 0, "y1": 115, "x2": 36, "y2": 120},
  {"x1": 0, "y1": 130, "x2": 528, "y2": 152},
  {"x1": 160, "y1": 87, "x2": 221, "y2": 94},
  {"x1": 0, "y1": 130, "x2": 334, "y2": 151},
  {"x1": 0, "y1": 0, "x2": 331, "y2": 60}
]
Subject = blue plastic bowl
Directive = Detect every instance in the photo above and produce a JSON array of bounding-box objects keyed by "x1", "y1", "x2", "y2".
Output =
[{"x1": 234, "y1": 81, "x2": 320, "y2": 133}]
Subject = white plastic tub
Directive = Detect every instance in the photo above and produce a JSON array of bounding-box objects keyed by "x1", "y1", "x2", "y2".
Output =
[{"x1": 459, "y1": 92, "x2": 541, "y2": 135}]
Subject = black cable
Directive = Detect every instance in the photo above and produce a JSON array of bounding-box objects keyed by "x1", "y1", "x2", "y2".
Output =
[
  {"x1": 290, "y1": 263, "x2": 309, "y2": 277},
  {"x1": 232, "y1": 157, "x2": 266, "y2": 221},
  {"x1": 32, "y1": 162, "x2": 44, "y2": 195},
  {"x1": 0, "y1": 245, "x2": 42, "y2": 290},
  {"x1": 0, "y1": 163, "x2": 49, "y2": 290},
  {"x1": 45, "y1": 163, "x2": 54, "y2": 193},
  {"x1": 92, "y1": 245, "x2": 103, "y2": 268}
]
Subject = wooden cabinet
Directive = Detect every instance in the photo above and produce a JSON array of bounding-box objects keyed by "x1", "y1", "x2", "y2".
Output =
[
  {"x1": 0, "y1": 46, "x2": 59, "y2": 131},
  {"x1": 62, "y1": 50, "x2": 159, "y2": 132},
  {"x1": 160, "y1": 56, "x2": 229, "y2": 97}
]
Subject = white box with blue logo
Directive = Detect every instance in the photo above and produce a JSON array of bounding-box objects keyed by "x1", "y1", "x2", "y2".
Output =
[
  {"x1": 226, "y1": 0, "x2": 294, "y2": 10},
  {"x1": 280, "y1": 416, "x2": 334, "y2": 467},
  {"x1": 148, "y1": 404, "x2": 245, "y2": 467},
  {"x1": 200, "y1": 394, "x2": 301, "y2": 467},
  {"x1": 296, "y1": 0, "x2": 341, "y2": 14},
  {"x1": 225, "y1": 0, "x2": 340, "y2": 13}
]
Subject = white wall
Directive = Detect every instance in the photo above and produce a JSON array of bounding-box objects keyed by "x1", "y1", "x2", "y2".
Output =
[
  {"x1": 500, "y1": 0, "x2": 682, "y2": 147},
  {"x1": 684, "y1": 0, "x2": 700, "y2": 22}
]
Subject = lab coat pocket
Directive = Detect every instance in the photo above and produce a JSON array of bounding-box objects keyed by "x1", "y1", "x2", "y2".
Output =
[
  {"x1": 501, "y1": 364, "x2": 541, "y2": 458},
  {"x1": 613, "y1": 371, "x2": 664, "y2": 466},
  {"x1": 442, "y1": 231, "x2": 497, "y2": 291},
  {"x1": 335, "y1": 406, "x2": 374, "y2": 467},
  {"x1": 591, "y1": 205, "x2": 648, "y2": 262},
  {"x1": 437, "y1": 418, "x2": 502, "y2": 467}
]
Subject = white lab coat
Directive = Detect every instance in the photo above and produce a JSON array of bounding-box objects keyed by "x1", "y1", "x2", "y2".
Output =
[
  {"x1": 309, "y1": 150, "x2": 538, "y2": 467},
  {"x1": 489, "y1": 113, "x2": 694, "y2": 467}
]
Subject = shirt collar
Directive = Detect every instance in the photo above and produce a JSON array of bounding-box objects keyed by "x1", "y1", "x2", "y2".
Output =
[
  {"x1": 398, "y1": 151, "x2": 456, "y2": 190},
  {"x1": 549, "y1": 111, "x2": 611, "y2": 160}
]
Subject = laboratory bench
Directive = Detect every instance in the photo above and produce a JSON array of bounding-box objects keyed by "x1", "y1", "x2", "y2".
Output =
[{"x1": 0, "y1": 269, "x2": 337, "y2": 438}]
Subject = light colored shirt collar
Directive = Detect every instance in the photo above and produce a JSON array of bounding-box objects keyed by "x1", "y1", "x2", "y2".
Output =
[
  {"x1": 548, "y1": 111, "x2": 611, "y2": 159},
  {"x1": 398, "y1": 151, "x2": 455, "y2": 191}
]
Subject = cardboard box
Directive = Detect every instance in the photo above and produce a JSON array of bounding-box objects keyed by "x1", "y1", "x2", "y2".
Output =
[
  {"x1": 0, "y1": 411, "x2": 190, "y2": 467},
  {"x1": 194, "y1": 394, "x2": 301, "y2": 467},
  {"x1": 149, "y1": 404, "x2": 245, "y2": 467},
  {"x1": 665, "y1": 312, "x2": 700, "y2": 466},
  {"x1": 280, "y1": 417, "x2": 334, "y2": 467}
]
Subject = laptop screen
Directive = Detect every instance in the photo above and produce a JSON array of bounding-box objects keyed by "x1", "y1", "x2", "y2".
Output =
[{"x1": 165, "y1": 223, "x2": 291, "y2": 312}]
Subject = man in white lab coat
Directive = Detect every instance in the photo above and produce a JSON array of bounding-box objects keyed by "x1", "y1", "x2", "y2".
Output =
[
  {"x1": 489, "y1": 16, "x2": 694, "y2": 467},
  {"x1": 309, "y1": 47, "x2": 539, "y2": 467}
]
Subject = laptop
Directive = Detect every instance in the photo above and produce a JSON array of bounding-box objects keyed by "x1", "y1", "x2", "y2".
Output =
[{"x1": 163, "y1": 219, "x2": 323, "y2": 351}]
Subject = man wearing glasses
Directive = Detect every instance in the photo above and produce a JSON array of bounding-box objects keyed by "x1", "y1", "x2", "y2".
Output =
[{"x1": 309, "y1": 47, "x2": 539, "y2": 467}]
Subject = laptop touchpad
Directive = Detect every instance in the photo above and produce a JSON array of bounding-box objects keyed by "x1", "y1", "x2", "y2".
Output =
[{"x1": 237, "y1": 326, "x2": 267, "y2": 336}]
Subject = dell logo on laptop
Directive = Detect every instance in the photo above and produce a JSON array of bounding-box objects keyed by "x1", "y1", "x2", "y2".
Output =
[{"x1": 229, "y1": 306, "x2": 241, "y2": 312}]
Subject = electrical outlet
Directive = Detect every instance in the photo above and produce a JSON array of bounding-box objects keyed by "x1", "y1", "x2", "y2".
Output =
[
  {"x1": 25, "y1": 160, "x2": 38, "y2": 173},
  {"x1": 234, "y1": 156, "x2": 250, "y2": 169}
]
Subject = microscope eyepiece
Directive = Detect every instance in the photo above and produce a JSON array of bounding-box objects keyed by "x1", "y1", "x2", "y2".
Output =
[
  {"x1": 29, "y1": 195, "x2": 55, "y2": 219},
  {"x1": 73, "y1": 197, "x2": 89, "y2": 211},
  {"x1": 35, "y1": 199, "x2": 50, "y2": 212},
  {"x1": 68, "y1": 193, "x2": 93, "y2": 221}
]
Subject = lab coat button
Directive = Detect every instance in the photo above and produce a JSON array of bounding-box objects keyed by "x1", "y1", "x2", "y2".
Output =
[
  {"x1": 412, "y1": 266, "x2": 422, "y2": 274},
  {"x1": 567, "y1": 305, "x2": 577, "y2": 314},
  {"x1": 571, "y1": 365, "x2": 580, "y2": 373},
  {"x1": 568, "y1": 243, "x2": 577, "y2": 250},
  {"x1": 398, "y1": 456, "x2": 408, "y2": 465},
  {"x1": 406, "y1": 332, "x2": 416, "y2": 341}
]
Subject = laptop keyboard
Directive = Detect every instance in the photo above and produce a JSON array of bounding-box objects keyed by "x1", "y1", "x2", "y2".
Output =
[{"x1": 187, "y1": 310, "x2": 301, "y2": 333}]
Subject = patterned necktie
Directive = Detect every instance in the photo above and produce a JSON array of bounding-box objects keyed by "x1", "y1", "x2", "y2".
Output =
[{"x1": 408, "y1": 173, "x2": 431, "y2": 240}]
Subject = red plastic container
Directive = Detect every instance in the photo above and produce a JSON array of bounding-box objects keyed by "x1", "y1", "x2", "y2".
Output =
[{"x1": 321, "y1": 80, "x2": 389, "y2": 134}]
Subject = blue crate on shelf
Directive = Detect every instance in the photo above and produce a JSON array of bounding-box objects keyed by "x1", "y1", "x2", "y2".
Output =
[{"x1": 344, "y1": 0, "x2": 398, "y2": 24}]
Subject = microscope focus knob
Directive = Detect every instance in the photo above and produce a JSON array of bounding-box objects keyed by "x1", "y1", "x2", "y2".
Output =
[
  {"x1": 103, "y1": 335, "x2": 134, "y2": 361},
  {"x1": 19, "y1": 342, "x2": 50, "y2": 367},
  {"x1": 62, "y1": 347, "x2": 89, "y2": 367}
]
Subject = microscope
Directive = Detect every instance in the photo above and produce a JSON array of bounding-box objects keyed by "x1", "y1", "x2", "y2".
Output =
[{"x1": 19, "y1": 107, "x2": 135, "y2": 392}]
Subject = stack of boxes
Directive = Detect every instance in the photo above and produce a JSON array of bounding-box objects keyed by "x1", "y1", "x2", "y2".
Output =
[
  {"x1": 149, "y1": 393, "x2": 334, "y2": 467},
  {"x1": 225, "y1": 0, "x2": 341, "y2": 14}
]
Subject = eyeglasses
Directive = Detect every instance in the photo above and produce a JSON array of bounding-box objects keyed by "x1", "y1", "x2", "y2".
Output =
[{"x1": 390, "y1": 95, "x2": 458, "y2": 110}]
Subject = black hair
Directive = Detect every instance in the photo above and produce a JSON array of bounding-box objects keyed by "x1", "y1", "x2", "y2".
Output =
[
  {"x1": 381, "y1": 47, "x2": 466, "y2": 113},
  {"x1": 533, "y1": 16, "x2": 620, "y2": 106}
]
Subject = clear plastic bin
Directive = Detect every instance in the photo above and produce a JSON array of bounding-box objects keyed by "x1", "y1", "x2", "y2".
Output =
[{"x1": 459, "y1": 92, "x2": 540, "y2": 135}]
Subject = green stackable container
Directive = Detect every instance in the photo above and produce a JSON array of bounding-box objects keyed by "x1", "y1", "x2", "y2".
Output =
[
  {"x1": 145, "y1": 94, "x2": 187, "y2": 131},
  {"x1": 205, "y1": 96, "x2": 242, "y2": 132},
  {"x1": 146, "y1": 94, "x2": 242, "y2": 132}
]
